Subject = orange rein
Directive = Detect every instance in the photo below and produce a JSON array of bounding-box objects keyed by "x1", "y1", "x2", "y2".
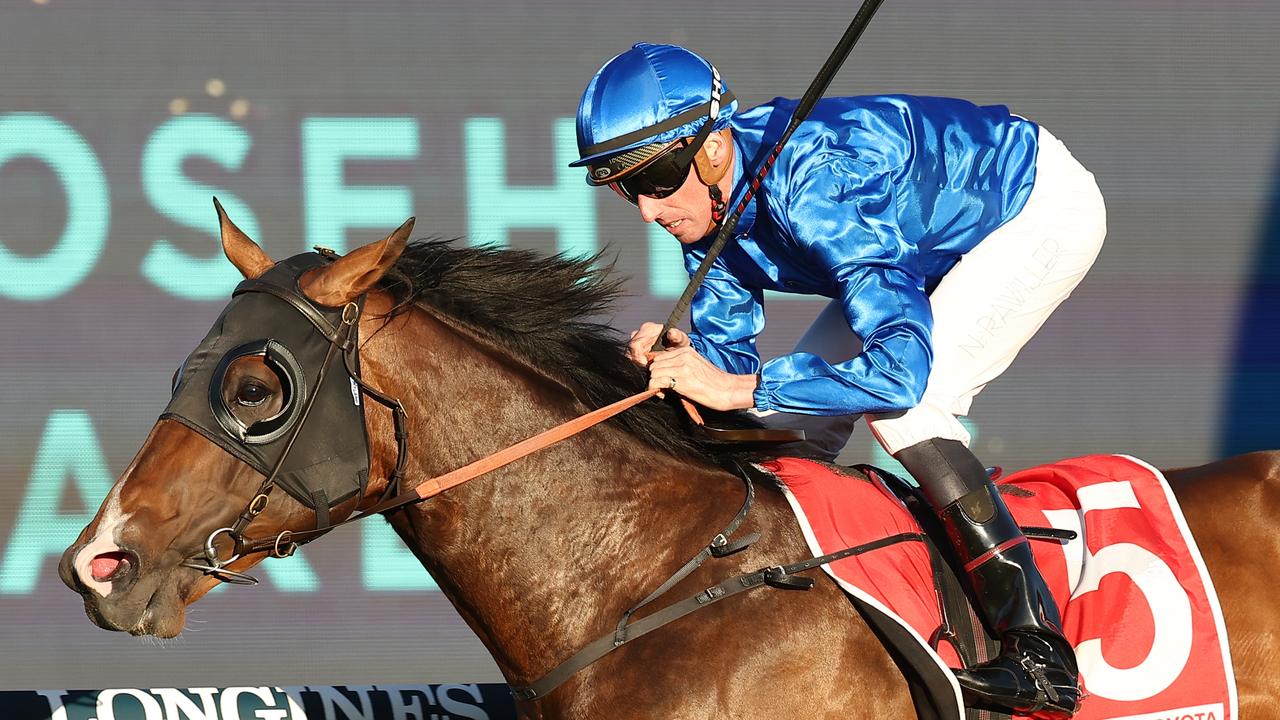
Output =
[
  {"x1": 403, "y1": 387, "x2": 663, "y2": 502},
  {"x1": 241, "y1": 387, "x2": 664, "y2": 556}
]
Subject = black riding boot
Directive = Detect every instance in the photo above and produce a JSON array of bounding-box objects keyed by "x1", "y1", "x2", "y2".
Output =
[{"x1": 895, "y1": 439, "x2": 1079, "y2": 718}]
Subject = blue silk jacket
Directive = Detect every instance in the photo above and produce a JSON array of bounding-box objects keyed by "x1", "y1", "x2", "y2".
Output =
[{"x1": 683, "y1": 95, "x2": 1039, "y2": 416}]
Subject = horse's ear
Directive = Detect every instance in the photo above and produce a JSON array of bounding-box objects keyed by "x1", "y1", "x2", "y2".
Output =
[
  {"x1": 301, "y1": 218, "x2": 414, "y2": 306},
  {"x1": 214, "y1": 197, "x2": 274, "y2": 279}
]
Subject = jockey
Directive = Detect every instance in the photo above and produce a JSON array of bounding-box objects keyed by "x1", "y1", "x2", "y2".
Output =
[{"x1": 571, "y1": 43, "x2": 1106, "y2": 717}]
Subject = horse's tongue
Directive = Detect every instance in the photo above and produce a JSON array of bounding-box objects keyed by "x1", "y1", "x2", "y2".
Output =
[{"x1": 91, "y1": 555, "x2": 122, "y2": 581}]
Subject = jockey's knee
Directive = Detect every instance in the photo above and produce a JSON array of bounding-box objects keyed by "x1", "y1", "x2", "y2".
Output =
[{"x1": 866, "y1": 403, "x2": 970, "y2": 457}]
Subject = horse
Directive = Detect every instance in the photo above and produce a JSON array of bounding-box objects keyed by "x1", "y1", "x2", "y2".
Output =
[{"x1": 59, "y1": 209, "x2": 1280, "y2": 719}]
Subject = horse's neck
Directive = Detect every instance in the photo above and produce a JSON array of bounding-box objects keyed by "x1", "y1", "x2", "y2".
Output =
[{"x1": 360, "y1": 306, "x2": 743, "y2": 681}]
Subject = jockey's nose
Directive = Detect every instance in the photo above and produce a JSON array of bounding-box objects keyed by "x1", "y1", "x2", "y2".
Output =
[{"x1": 637, "y1": 194, "x2": 663, "y2": 224}]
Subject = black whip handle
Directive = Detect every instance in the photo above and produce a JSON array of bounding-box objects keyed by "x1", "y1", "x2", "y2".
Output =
[{"x1": 652, "y1": 0, "x2": 887, "y2": 352}]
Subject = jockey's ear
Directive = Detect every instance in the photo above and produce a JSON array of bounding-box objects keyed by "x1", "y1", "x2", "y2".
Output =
[
  {"x1": 300, "y1": 218, "x2": 414, "y2": 307},
  {"x1": 214, "y1": 197, "x2": 275, "y2": 280},
  {"x1": 694, "y1": 128, "x2": 732, "y2": 185}
]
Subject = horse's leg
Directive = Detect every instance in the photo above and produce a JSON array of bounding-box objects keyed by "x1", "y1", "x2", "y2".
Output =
[{"x1": 1165, "y1": 451, "x2": 1280, "y2": 716}]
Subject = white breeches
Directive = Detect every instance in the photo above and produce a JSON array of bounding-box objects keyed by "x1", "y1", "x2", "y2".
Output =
[{"x1": 757, "y1": 126, "x2": 1108, "y2": 459}]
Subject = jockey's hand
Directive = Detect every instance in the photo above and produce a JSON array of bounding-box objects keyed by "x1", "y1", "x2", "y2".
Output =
[
  {"x1": 627, "y1": 322, "x2": 691, "y2": 366},
  {"x1": 646, "y1": 346, "x2": 758, "y2": 411}
]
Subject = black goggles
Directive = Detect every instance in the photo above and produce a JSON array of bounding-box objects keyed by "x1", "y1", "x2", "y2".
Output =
[{"x1": 606, "y1": 138, "x2": 698, "y2": 204}]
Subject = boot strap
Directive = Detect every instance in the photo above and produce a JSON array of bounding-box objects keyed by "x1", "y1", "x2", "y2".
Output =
[
  {"x1": 963, "y1": 536, "x2": 1028, "y2": 573},
  {"x1": 1021, "y1": 655, "x2": 1061, "y2": 706}
]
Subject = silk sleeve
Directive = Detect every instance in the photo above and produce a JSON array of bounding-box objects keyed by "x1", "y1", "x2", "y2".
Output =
[
  {"x1": 683, "y1": 246, "x2": 765, "y2": 376},
  {"x1": 754, "y1": 162, "x2": 934, "y2": 416}
]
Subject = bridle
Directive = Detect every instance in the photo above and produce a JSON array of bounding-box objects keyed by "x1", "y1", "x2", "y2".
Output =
[{"x1": 180, "y1": 252, "x2": 410, "y2": 585}]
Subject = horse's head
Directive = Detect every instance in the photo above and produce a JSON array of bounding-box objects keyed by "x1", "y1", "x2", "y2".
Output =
[{"x1": 59, "y1": 200, "x2": 413, "y2": 637}]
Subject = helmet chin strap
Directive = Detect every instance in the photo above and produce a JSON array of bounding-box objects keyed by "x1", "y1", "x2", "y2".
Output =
[{"x1": 708, "y1": 185, "x2": 727, "y2": 226}]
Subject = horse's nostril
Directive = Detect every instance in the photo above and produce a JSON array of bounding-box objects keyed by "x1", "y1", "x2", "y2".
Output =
[{"x1": 90, "y1": 550, "x2": 136, "y2": 582}]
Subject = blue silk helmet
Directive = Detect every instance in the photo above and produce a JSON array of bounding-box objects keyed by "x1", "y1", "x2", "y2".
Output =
[{"x1": 571, "y1": 43, "x2": 738, "y2": 185}]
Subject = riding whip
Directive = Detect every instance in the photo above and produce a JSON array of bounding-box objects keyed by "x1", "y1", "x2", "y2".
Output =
[{"x1": 652, "y1": 0, "x2": 888, "y2": 351}]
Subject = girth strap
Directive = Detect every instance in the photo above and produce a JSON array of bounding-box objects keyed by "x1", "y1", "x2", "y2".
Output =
[
  {"x1": 511, "y1": 530, "x2": 929, "y2": 702},
  {"x1": 613, "y1": 464, "x2": 758, "y2": 646}
]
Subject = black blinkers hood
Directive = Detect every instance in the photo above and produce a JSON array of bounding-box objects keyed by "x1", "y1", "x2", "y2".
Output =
[{"x1": 161, "y1": 252, "x2": 370, "y2": 521}]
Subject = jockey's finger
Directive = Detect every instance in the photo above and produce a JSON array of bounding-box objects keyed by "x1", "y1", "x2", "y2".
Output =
[
  {"x1": 628, "y1": 322, "x2": 664, "y2": 363},
  {"x1": 627, "y1": 341, "x2": 648, "y2": 366},
  {"x1": 647, "y1": 375, "x2": 673, "y2": 400},
  {"x1": 647, "y1": 373, "x2": 681, "y2": 394},
  {"x1": 662, "y1": 327, "x2": 691, "y2": 348},
  {"x1": 646, "y1": 358, "x2": 688, "y2": 381},
  {"x1": 629, "y1": 336, "x2": 657, "y2": 364},
  {"x1": 645, "y1": 349, "x2": 677, "y2": 366},
  {"x1": 648, "y1": 346, "x2": 692, "y2": 368}
]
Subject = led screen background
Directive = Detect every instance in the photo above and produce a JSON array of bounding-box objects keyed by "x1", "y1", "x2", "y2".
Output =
[{"x1": 1, "y1": 0, "x2": 1278, "y2": 690}]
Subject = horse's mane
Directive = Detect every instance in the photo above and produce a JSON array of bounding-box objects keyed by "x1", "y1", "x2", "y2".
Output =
[{"x1": 376, "y1": 239, "x2": 764, "y2": 466}]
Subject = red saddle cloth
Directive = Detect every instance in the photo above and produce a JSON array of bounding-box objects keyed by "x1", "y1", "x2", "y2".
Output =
[{"x1": 764, "y1": 454, "x2": 1236, "y2": 720}]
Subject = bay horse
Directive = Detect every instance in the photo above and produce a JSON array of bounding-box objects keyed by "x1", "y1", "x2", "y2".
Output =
[{"x1": 60, "y1": 210, "x2": 1279, "y2": 718}]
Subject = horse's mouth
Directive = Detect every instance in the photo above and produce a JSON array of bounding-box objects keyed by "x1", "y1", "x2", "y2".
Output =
[
  {"x1": 84, "y1": 590, "x2": 190, "y2": 639},
  {"x1": 76, "y1": 565, "x2": 206, "y2": 638}
]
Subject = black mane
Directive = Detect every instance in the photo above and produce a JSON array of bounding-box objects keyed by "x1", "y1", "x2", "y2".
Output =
[{"x1": 375, "y1": 239, "x2": 762, "y2": 465}]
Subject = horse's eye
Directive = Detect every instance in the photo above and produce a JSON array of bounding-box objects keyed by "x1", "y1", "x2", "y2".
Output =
[{"x1": 236, "y1": 382, "x2": 270, "y2": 407}]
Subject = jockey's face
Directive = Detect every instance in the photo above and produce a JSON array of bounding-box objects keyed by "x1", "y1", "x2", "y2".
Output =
[
  {"x1": 636, "y1": 166, "x2": 712, "y2": 244},
  {"x1": 636, "y1": 131, "x2": 734, "y2": 245}
]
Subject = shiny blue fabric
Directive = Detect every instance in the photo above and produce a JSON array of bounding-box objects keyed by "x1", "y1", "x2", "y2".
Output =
[
  {"x1": 683, "y1": 95, "x2": 1039, "y2": 416},
  {"x1": 571, "y1": 43, "x2": 737, "y2": 167}
]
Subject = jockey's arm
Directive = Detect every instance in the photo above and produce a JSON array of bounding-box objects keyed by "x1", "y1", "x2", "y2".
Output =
[
  {"x1": 757, "y1": 164, "x2": 933, "y2": 415},
  {"x1": 683, "y1": 248, "x2": 765, "y2": 376},
  {"x1": 647, "y1": 164, "x2": 935, "y2": 414},
  {"x1": 753, "y1": 263, "x2": 932, "y2": 416},
  {"x1": 649, "y1": 253, "x2": 932, "y2": 415},
  {"x1": 758, "y1": 163, "x2": 935, "y2": 416}
]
